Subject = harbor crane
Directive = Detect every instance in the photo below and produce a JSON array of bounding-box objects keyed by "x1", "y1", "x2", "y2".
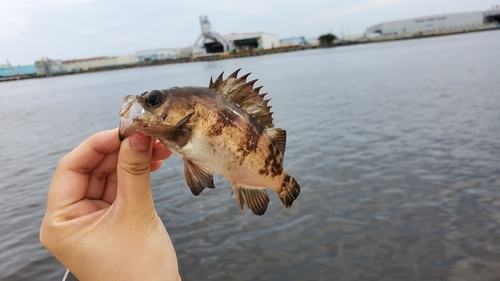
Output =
[{"x1": 192, "y1": 16, "x2": 230, "y2": 55}]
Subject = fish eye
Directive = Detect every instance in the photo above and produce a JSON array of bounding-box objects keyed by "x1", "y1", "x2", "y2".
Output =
[{"x1": 145, "y1": 90, "x2": 163, "y2": 107}]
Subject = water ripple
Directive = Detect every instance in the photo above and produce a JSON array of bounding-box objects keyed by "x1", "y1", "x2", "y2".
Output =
[{"x1": 1, "y1": 31, "x2": 500, "y2": 280}]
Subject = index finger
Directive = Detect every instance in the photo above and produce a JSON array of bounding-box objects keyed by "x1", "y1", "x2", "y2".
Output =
[{"x1": 47, "y1": 129, "x2": 122, "y2": 209}]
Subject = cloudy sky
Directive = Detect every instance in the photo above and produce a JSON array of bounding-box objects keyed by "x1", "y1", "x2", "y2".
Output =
[{"x1": 1, "y1": 0, "x2": 497, "y2": 65}]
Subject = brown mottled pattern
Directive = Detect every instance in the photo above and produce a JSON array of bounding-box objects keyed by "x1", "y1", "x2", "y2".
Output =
[
  {"x1": 259, "y1": 143, "x2": 284, "y2": 178},
  {"x1": 122, "y1": 83, "x2": 284, "y2": 185},
  {"x1": 281, "y1": 174, "x2": 291, "y2": 191},
  {"x1": 118, "y1": 71, "x2": 300, "y2": 214},
  {"x1": 206, "y1": 107, "x2": 238, "y2": 137}
]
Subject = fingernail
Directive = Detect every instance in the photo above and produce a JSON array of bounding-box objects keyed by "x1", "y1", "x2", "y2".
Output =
[{"x1": 129, "y1": 132, "x2": 151, "y2": 151}]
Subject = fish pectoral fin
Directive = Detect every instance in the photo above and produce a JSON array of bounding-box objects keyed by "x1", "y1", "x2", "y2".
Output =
[
  {"x1": 184, "y1": 160, "x2": 215, "y2": 196},
  {"x1": 273, "y1": 128, "x2": 286, "y2": 158},
  {"x1": 231, "y1": 185, "x2": 270, "y2": 216}
]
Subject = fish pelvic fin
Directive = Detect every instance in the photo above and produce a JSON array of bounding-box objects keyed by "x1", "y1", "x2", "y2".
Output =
[
  {"x1": 209, "y1": 69, "x2": 275, "y2": 128},
  {"x1": 184, "y1": 160, "x2": 215, "y2": 195},
  {"x1": 231, "y1": 185, "x2": 270, "y2": 216},
  {"x1": 279, "y1": 175, "x2": 300, "y2": 208}
]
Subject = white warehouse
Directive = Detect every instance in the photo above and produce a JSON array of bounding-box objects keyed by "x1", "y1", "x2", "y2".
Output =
[
  {"x1": 136, "y1": 49, "x2": 180, "y2": 62},
  {"x1": 366, "y1": 11, "x2": 485, "y2": 36},
  {"x1": 224, "y1": 32, "x2": 280, "y2": 52},
  {"x1": 62, "y1": 55, "x2": 138, "y2": 72}
]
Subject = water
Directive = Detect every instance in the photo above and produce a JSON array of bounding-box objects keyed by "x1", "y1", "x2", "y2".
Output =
[{"x1": 1, "y1": 30, "x2": 499, "y2": 280}]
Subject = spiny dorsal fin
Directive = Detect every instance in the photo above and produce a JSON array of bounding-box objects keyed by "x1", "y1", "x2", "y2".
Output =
[{"x1": 209, "y1": 69, "x2": 275, "y2": 128}]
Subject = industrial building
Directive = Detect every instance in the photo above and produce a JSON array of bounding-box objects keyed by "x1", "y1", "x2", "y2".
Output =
[
  {"x1": 485, "y1": 5, "x2": 500, "y2": 23},
  {"x1": 136, "y1": 49, "x2": 179, "y2": 62},
  {"x1": 192, "y1": 15, "x2": 280, "y2": 56},
  {"x1": 62, "y1": 55, "x2": 138, "y2": 72},
  {"x1": 224, "y1": 32, "x2": 280, "y2": 51},
  {"x1": 280, "y1": 37, "x2": 307, "y2": 47},
  {"x1": 34, "y1": 55, "x2": 138, "y2": 75},
  {"x1": 0, "y1": 64, "x2": 36, "y2": 77},
  {"x1": 366, "y1": 11, "x2": 486, "y2": 36},
  {"x1": 35, "y1": 58, "x2": 65, "y2": 75}
]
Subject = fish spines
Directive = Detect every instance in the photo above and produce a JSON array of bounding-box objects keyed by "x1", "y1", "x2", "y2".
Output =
[
  {"x1": 209, "y1": 69, "x2": 276, "y2": 129},
  {"x1": 234, "y1": 80, "x2": 259, "y2": 103},
  {"x1": 216, "y1": 69, "x2": 243, "y2": 95},
  {"x1": 232, "y1": 79, "x2": 258, "y2": 102},
  {"x1": 225, "y1": 73, "x2": 252, "y2": 100},
  {"x1": 279, "y1": 175, "x2": 300, "y2": 208},
  {"x1": 209, "y1": 77, "x2": 215, "y2": 89}
]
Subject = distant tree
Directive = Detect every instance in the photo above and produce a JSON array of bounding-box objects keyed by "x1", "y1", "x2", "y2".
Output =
[{"x1": 318, "y1": 33, "x2": 337, "y2": 46}]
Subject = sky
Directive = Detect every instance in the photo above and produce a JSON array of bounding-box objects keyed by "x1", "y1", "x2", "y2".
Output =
[{"x1": 1, "y1": 0, "x2": 498, "y2": 65}]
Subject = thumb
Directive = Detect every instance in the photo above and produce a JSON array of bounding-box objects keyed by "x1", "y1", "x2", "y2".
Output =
[{"x1": 116, "y1": 132, "x2": 154, "y2": 212}]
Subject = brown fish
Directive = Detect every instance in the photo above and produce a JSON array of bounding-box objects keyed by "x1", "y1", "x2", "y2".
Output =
[{"x1": 118, "y1": 69, "x2": 300, "y2": 215}]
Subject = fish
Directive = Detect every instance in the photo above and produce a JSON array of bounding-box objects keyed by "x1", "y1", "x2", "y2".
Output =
[{"x1": 118, "y1": 69, "x2": 300, "y2": 216}]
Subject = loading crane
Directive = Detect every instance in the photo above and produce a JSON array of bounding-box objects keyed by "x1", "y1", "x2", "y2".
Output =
[{"x1": 192, "y1": 16, "x2": 231, "y2": 55}]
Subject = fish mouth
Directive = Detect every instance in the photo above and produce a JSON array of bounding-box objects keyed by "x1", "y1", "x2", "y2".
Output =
[{"x1": 118, "y1": 95, "x2": 145, "y2": 140}]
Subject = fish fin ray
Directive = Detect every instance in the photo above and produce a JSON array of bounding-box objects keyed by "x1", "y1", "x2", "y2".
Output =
[
  {"x1": 279, "y1": 176, "x2": 300, "y2": 208},
  {"x1": 273, "y1": 128, "x2": 287, "y2": 158},
  {"x1": 232, "y1": 185, "x2": 270, "y2": 216},
  {"x1": 209, "y1": 71, "x2": 226, "y2": 90},
  {"x1": 211, "y1": 69, "x2": 275, "y2": 128},
  {"x1": 184, "y1": 160, "x2": 215, "y2": 196}
]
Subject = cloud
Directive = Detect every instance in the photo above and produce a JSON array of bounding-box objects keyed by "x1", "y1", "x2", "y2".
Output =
[
  {"x1": 326, "y1": 0, "x2": 413, "y2": 17},
  {"x1": 0, "y1": 2, "x2": 30, "y2": 43}
]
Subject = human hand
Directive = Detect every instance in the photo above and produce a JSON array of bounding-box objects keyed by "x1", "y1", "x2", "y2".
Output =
[{"x1": 40, "y1": 129, "x2": 180, "y2": 281}]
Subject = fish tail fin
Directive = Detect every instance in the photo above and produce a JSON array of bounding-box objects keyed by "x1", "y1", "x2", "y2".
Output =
[{"x1": 278, "y1": 175, "x2": 300, "y2": 208}]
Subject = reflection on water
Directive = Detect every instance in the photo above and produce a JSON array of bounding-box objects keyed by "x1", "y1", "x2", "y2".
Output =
[{"x1": 1, "y1": 30, "x2": 500, "y2": 280}]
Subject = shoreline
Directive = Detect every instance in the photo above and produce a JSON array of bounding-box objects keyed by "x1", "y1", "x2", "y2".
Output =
[{"x1": 1, "y1": 25, "x2": 498, "y2": 83}]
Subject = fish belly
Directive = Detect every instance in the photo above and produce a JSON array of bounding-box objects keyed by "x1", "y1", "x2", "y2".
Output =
[{"x1": 181, "y1": 130, "x2": 282, "y2": 192}]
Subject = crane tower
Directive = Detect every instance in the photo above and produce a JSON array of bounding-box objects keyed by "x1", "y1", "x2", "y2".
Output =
[{"x1": 192, "y1": 16, "x2": 230, "y2": 55}]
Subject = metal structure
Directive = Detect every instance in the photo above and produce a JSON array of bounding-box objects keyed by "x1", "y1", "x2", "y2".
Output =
[
  {"x1": 192, "y1": 16, "x2": 230, "y2": 55},
  {"x1": 5, "y1": 60, "x2": 20, "y2": 78},
  {"x1": 35, "y1": 57, "x2": 65, "y2": 75},
  {"x1": 485, "y1": 5, "x2": 500, "y2": 23}
]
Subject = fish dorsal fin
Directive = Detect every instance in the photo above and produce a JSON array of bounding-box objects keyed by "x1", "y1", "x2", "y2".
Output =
[{"x1": 209, "y1": 69, "x2": 274, "y2": 128}]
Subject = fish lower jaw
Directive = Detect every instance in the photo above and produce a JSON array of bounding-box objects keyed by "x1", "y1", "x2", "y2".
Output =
[{"x1": 118, "y1": 117, "x2": 144, "y2": 140}]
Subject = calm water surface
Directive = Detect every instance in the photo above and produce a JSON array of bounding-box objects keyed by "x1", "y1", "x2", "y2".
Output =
[{"x1": 1, "y1": 31, "x2": 500, "y2": 280}]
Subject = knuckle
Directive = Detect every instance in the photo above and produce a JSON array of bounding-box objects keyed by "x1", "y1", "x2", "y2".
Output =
[{"x1": 120, "y1": 161, "x2": 151, "y2": 175}]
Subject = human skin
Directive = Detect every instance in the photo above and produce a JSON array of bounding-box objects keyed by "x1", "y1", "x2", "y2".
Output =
[{"x1": 40, "y1": 129, "x2": 181, "y2": 281}]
